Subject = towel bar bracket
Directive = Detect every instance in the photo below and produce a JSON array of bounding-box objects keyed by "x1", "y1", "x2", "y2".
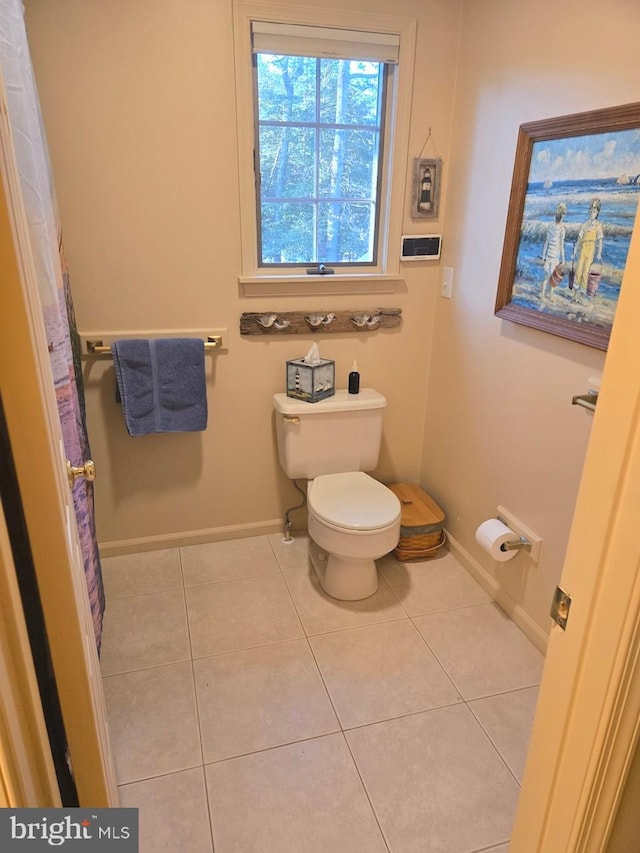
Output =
[
  {"x1": 572, "y1": 391, "x2": 598, "y2": 412},
  {"x1": 86, "y1": 340, "x2": 110, "y2": 355}
]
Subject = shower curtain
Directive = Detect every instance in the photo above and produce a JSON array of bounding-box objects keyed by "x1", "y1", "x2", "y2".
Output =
[{"x1": 0, "y1": 1, "x2": 105, "y2": 651}]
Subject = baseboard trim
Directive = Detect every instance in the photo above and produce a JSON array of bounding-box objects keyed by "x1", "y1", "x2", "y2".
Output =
[
  {"x1": 99, "y1": 518, "x2": 285, "y2": 558},
  {"x1": 446, "y1": 531, "x2": 549, "y2": 655}
]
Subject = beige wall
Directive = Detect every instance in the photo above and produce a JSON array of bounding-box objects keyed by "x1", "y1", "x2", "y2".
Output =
[
  {"x1": 25, "y1": 0, "x2": 461, "y2": 548},
  {"x1": 424, "y1": 0, "x2": 640, "y2": 634}
]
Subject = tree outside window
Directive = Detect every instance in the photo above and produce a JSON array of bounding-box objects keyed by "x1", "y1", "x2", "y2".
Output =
[{"x1": 255, "y1": 53, "x2": 386, "y2": 267}]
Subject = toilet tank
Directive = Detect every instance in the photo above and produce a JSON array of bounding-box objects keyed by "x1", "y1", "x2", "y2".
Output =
[{"x1": 273, "y1": 388, "x2": 387, "y2": 480}]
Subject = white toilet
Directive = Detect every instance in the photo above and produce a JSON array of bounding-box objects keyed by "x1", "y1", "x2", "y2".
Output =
[{"x1": 273, "y1": 388, "x2": 401, "y2": 600}]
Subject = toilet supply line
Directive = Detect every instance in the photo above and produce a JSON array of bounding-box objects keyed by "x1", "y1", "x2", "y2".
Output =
[{"x1": 282, "y1": 479, "x2": 307, "y2": 543}]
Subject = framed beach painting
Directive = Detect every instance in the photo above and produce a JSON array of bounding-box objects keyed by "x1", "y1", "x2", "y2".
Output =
[{"x1": 495, "y1": 102, "x2": 640, "y2": 350}]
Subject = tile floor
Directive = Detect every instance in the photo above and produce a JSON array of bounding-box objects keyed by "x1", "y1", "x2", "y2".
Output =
[{"x1": 100, "y1": 534, "x2": 544, "y2": 853}]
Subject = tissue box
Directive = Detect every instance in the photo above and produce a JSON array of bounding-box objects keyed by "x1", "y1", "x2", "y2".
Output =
[{"x1": 286, "y1": 357, "x2": 335, "y2": 403}]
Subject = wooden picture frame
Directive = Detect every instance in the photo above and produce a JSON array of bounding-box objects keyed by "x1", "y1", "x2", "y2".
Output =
[
  {"x1": 411, "y1": 157, "x2": 442, "y2": 219},
  {"x1": 494, "y1": 102, "x2": 640, "y2": 350}
]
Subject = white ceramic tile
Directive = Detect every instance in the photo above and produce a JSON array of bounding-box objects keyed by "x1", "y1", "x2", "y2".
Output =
[
  {"x1": 101, "y1": 549, "x2": 182, "y2": 600},
  {"x1": 414, "y1": 603, "x2": 545, "y2": 699},
  {"x1": 181, "y1": 535, "x2": 280, "y2": 586},
  {"x1": 310, "y1": 620, "x2": 460, "y2": 728},
  {"x1": 347, "y1": 705, "x2": 519, "y2": 853},
  {"x1": 205, "y1": 734, "x2": 387, "y2": 852},
  {"x1": 194, "y1": 639, "x2": 339, "y2": 761},
  {"x1": 268, "y1": 531, "x2": 312, "y2": 572},
  {"x1": 379, "y1": 550, "x2": 492, "y2": 615},
  {"x1": 103, "y1": 662, "x2": 201, "y2": 784},
  {"x1": 100, "y1": 589, "x2": 190, "y2": 675},
  {"x1": 185, "y1": 573, "x2": 303, "y2": 658},
  {"x1": 118, "y1": 768, "x2": 213, "y2": 853},
  {"x1": 283, "y1": 566, "x2": 406, "y2": 635},
  {"x1": 469, "y1": 686, "x2": 539, "y2": 782}
]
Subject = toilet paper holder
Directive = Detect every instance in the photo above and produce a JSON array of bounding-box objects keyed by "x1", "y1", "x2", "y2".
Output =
[{"x1": 496, "y1": 515, "x2": 533, "y2": 553}]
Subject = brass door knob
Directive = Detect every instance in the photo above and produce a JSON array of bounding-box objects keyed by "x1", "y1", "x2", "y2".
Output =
[{"x1": 66, "y1": 459, "x2": 96, "y2": 486}]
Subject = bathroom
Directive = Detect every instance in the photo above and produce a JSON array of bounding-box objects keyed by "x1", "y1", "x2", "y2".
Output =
[{"x1": 2, "y1": 0, "x2": 640, "y2": 849}]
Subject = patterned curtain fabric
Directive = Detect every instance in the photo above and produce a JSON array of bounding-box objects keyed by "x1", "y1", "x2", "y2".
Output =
[{"x1": 0, "y1": 1, "x2": 105, "y2": 651}]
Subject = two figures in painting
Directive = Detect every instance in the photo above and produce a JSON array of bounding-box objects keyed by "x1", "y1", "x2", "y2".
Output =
[{"x1": 540, "y1": 198, "x2": 603, "y2": 304}]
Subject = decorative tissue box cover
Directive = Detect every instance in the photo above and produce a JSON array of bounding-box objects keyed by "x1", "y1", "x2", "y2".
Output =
[{"x1": 286, "y1": 357, "x2": 335, "y2": 403}]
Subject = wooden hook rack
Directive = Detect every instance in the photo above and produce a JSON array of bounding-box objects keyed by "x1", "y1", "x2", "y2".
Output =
[{"x1": 240, "y1": 308, "x2": 402, "y2": 336}]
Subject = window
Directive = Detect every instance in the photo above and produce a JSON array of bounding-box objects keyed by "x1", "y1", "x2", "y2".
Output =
[
  {"x1": 253, "y1": 24, "x2": 398, "y2": 269},
  {"x1": 233, "y1": 4, "x2": 416, "y2": 285}
]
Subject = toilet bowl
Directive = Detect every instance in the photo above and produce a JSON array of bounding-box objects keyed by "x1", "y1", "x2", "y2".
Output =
[
  {"x1": 307, "y1": 472, "x2": 401, "y2": 600},
  {"x1": 273, "y1": 388, "x2": 400, "y2": 601}
]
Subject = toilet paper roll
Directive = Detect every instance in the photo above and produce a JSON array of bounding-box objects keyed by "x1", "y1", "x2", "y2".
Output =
[{"x1": 475, "y1": 518, "x2": 518, "y2": 562}]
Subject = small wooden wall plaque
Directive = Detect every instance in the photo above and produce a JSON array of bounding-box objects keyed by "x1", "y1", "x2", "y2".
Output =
[{"x1": 240, "y1": 308, "x2": 402, "y2": 336}]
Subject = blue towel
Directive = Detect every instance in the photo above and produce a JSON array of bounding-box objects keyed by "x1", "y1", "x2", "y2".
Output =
[{"x1": 112, "y1": 338, "x2": 207, "y2": 436}]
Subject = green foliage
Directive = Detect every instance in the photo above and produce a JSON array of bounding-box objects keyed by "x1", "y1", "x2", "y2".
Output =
[{"x1": 256, "y1": 53, "x2": 384, "y2": 264}]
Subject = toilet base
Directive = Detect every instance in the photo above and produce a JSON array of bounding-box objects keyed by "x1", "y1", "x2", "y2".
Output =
[{"x1": 309, "y1": 538, "x2": 379, "y2": 601}]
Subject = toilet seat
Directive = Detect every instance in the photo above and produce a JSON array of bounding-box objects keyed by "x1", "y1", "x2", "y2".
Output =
[{"x1": 308, "y1": 472, "x2": 401, "y2": 532}]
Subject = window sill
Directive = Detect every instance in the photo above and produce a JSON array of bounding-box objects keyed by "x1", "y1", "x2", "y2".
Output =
[{"x1": 239, "y1": 273, "x2": 403, "y2": 297}]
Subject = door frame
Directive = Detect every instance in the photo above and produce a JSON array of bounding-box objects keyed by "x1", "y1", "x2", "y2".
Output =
[
  {"x1": 0, "y1": 90, "x2": 117, "y2": 806},
  {"x1": 511, "y1": 217, "x2": 640, "y2": 848},
  {"x1": 0, "y1": 498, "x2": 61, "y2": 807}
]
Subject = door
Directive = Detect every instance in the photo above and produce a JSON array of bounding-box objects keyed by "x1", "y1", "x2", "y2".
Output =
[
  {"x1": 0, "y1": 0, "x2": 105, "y2": 655},
  {"x1": 511, "y1": 212, "x2": 640, "y2": 848},
  {"x1": 0, "y1": 79, "x2": 117, "y2": 805}
]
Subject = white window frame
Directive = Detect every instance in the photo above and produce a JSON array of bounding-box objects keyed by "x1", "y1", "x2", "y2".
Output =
[{"x1": 232, "y1": 1, "x2": 417, "y2": 291}]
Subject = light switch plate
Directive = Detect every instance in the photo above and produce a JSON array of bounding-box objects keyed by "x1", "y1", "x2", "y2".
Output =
[{"x1": 441, "y1": 267, "x2": 453, "y2": 298}]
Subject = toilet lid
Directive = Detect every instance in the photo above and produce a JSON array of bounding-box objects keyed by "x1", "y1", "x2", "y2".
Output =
[{"x1": 309, "y1": 472, "x2": 401, "y2": 532}]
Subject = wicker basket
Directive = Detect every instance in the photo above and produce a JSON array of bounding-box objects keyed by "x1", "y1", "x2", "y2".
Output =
[{"x1": 388, "y1": 483, "x2": 446, "y2": 561}]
